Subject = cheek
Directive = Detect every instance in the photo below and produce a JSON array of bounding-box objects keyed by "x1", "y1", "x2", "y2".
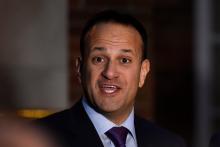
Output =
[
  {"x1": 82, "y1": 65, "x2": 93, "y2": 87},
  {"x1": 122, "y1": 68, "x2": 141, "y2": 91},
  {"x1": 87, "y1": 67, "x2": 101, "y2": 87},
  {"x1": 129, "y1": 67, "x2": 141, "y2": 83}
]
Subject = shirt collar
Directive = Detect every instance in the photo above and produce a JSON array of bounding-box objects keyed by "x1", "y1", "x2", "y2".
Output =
[{"x1": 82, "y1": 97, "x2": 136, "y2": 139}]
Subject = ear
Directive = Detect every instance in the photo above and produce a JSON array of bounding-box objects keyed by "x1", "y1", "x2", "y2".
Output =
[
  {"x1": 139, "y1": 59, "x2": 150, "y2": 88},
  {"x1": 75, "y1": 57, "x2": 82, "y2": 84}
]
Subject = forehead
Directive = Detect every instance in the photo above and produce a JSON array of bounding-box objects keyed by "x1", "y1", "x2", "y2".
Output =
[
  {"x1": 88, "y1": 22, "x2": 141, "y2": 42},
  {"x1": 85, "y1": 22, "x2": 143, "y2": 55}
]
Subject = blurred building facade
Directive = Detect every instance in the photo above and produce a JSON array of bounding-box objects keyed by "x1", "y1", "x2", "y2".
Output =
[
  {"x1": 0, "y1": 0, "x2": 68, "y2": 110},
  {"x1": 4, "y1": 1, "x2": 220, "y2": 146}
]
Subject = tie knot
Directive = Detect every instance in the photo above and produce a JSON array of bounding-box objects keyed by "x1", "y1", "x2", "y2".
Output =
[{"x1": 105, "y1": 126, "x2": 129, "y2": 147}]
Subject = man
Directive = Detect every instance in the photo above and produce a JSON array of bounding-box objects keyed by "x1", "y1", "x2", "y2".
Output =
[{"x1": 36, "y1": 10, "x2": 186, "y2": 147}]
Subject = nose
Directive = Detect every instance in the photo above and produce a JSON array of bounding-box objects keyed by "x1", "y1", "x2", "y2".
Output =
[{"x1": 102, "y1": 61, "x2": 119, "y2": 80}]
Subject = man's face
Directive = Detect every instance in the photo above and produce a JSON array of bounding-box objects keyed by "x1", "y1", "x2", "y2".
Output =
[{"x1": 79, "y1": 22, "x2": 150, "y2": 123}]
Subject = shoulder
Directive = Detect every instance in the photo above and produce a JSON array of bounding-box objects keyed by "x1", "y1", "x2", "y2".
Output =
[
  {"x1": 35, "y1": 101, "x2": 85, "y2": 130},
  {"x1": 135, "y1": 116, "x2": 187, "y2": 147},
  {"x1": 210, "y1": 131, "x2": 220, "y2": 147},
  {"x1": 36, "y1": 108, "x2": 72, "y2": 127},
  {"x1": 34, "y1": 102, "x2": 87, "y2": 147},
  {"x1": 34, "y1": 101, "x2": 104, "y2": 147},
  {"x1": 33, "y1": 109, "x2": 72, "y2": 147},
  {"x1": 34, "y1": 108, "x2": 74, "y2": 140}
]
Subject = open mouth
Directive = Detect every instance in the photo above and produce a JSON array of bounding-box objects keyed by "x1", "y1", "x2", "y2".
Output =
[{"x1": 99, "y1": 84, "x2": 121, "y2": 94}]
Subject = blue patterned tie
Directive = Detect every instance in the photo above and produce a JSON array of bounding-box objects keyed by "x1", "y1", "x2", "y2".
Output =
[{"x1": 105, "y1": 126, "x2": 129, "y2": 147}]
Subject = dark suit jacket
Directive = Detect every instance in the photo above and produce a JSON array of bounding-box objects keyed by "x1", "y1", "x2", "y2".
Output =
[
  {"x1": 210, "y1": 132, "x2": 220, "y2": 147},
  {"x1": 36, "y1": 100, "x2": 186, "y2": 147}
]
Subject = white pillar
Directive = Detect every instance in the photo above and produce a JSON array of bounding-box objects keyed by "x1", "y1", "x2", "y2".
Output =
[
  {"x1": 0, "y1": 0, "x2": 68, "y2": 109},
  {"x1": 194, "y1": 0, "x2": 213, "y2": 146}
]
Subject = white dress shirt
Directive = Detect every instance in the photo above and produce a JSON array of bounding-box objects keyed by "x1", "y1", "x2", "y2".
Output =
[{"x1": 82, "y1": 98, "x2": 137, "y2": 147}]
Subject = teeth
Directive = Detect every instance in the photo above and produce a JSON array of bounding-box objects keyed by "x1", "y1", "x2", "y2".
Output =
[
  {"x1": 103, "y1": 85, "x2": 117, "y2": 88},
  {"x1": 101, "y1": 85, "x2": 118, "y2": 94},
  {"x1": 104, "y1": 88, "x2": 116, "y2": 94}
]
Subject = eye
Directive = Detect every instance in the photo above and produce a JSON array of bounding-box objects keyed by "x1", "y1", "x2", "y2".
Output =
[
  {"x1": 120, "y1": 58, "x2": 131, "y2": 64},
  {"x1": 92, "y1": 56, "x2": 104, "y2": 64}
]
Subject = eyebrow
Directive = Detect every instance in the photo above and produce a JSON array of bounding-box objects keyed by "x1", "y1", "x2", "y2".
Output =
[
  {"x1": 121, "y1": 48, "x2": 133, "y2": 54},
  {"x1": 92, "y1": 47, "x2": 134, "y2": 54},
  {"x1": 92, "y1": 47, "x2": 106, "y2": 51}
]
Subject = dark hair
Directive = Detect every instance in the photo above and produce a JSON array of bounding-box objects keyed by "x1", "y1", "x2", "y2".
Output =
[{"x1": 80, "y1": 10, "x2": 148, "y2": 60}]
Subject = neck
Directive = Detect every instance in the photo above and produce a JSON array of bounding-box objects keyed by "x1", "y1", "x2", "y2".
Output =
[
  {"x1": 103, "y1": 107, "x2": 133, "y2": 125},
  {"x1": 83, "y1": 97, "x2": 134, "y2": 125}
]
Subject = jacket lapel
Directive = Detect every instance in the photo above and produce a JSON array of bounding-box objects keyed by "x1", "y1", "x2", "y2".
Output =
[{"x1": 68, "y1": 101, "x2": 104, "y2": 147}]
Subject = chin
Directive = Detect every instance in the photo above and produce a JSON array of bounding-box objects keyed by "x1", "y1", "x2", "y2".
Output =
[{"x1": 97, "y1": 102, "x2": 122, "y2": 113}]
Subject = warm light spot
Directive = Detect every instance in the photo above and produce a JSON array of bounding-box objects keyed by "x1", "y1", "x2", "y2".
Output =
[{"x1": 17, "y1": 109, "x2": 55, "y2": 119}]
